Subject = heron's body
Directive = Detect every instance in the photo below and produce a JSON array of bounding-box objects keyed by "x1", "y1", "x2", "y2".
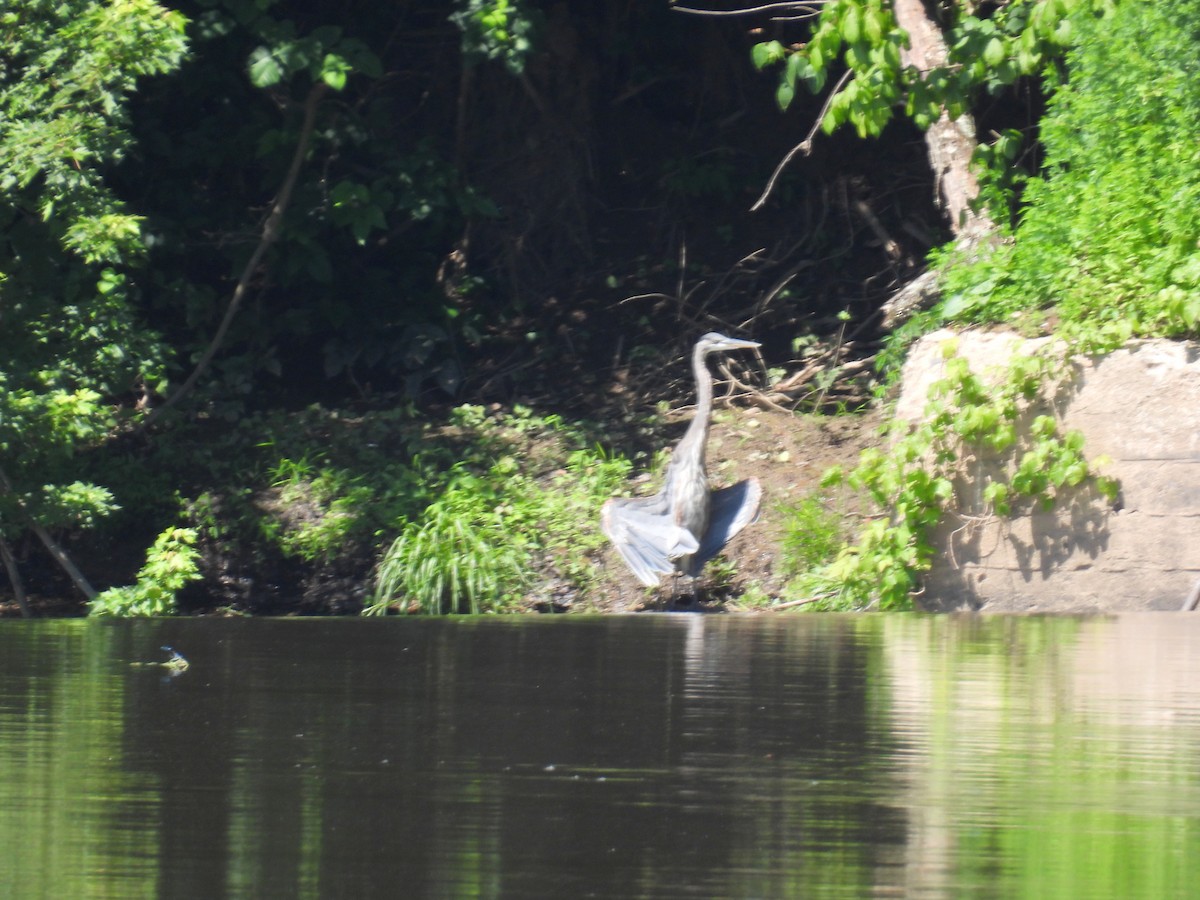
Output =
[{"x1": 601, "y1": 333, "x2": 762, "y2": 587}]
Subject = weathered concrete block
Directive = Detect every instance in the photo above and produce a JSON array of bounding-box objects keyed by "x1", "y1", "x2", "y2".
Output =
[{"x1": 897, "y1": 330, "x2": 1200, "y2": 612}]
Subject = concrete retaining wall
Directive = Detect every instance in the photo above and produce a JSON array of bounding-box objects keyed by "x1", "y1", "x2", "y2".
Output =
[{"x1": 897, "y1": 330, "x2": 1200, "y2": 612}]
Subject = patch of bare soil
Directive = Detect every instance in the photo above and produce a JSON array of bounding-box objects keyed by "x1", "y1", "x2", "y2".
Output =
[{"x1": 585, "y1": 403, "x2": 883, "y2": 613}]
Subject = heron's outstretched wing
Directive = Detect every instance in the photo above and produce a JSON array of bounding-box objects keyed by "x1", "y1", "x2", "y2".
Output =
[
  {"x1": 601, "y1": 498, "x2": 700, "y2": 587},
  {"x1": 684, "y1": 477, "x2": 763, "y2": 575}
]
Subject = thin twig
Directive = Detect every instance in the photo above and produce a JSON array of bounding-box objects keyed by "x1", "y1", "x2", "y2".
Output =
[
  {"x1": 813, "y1": 316, "x2": 847, "y2": 410},
  {"x1": 694, "y1": 248, "x2": 769, "y2": 318},
  {"x1": 142, "y1": 81, "x2": 329, "y2": 426},
  {"x1": 751, "y1": 68, "x2": 852, "y2": 212},
  {"x1": 751, "y1": 257, "x2": 814, "y2": 320},
  {"x1": 770, "y1": 360, "x2": 825, "y2": 394},
  {"x1": 767, "y1": 594, "x2": 832, "y2": 610},
  {"x1": 852, "y1": 196, "x2": 903, "y2": 261},
  {"x1": 722, "y1": 368, "x2": 794, "y2": 415},
  {"x1": 671, "y1": 2, "x2": 830, "y2": 19},
  {"x1": 618, "y1": 292, "x2": 675, "y2": 306}
]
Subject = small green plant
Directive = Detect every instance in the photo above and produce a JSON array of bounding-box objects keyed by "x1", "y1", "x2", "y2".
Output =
[
  {"x1": 777, "y1": 492, "x2": 847, "y2": 579},
  {"x1": 732, "y1": 581, "x2": 774, "y2": 609},
  {"x1": 89, "y1": 527, "x2": 201, "y2": 616},
  {"x1": 261, "y1": 458, "x2": 374, "y2": 562}
]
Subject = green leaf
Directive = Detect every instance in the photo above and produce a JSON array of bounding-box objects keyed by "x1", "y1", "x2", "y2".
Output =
[
  {"x1": 776, "y1": 79, "x2": 795, "y2": 111},
  {"x1": 863, "y1": 7, "x2": 884, "y2": 44},
  {"x1": 319, "y1": 53, "x2": 351, "y2": 91},
  {"x1": 983, "y1": 36, "x2": 1007, "y2": 68},
  {"x1": 248, "y1": 47, "x2": 283, "y2": 87},
  {"x1": 841, "y1": 5, "x2": 861, "y2": 44},
  {"x1": 785, "y1": 51, "x2": 805, "y2": 88},
  {"x1": 810, "y1": 42, "x2": 825, "y2": 71},
  {"x1": 751, "y1": 40, "x2": 784, "y2": 70}
]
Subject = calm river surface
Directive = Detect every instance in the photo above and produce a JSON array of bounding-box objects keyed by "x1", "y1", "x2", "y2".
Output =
[{"x1": 2, "y1": 613, "x2": 1199, "y2": 898}]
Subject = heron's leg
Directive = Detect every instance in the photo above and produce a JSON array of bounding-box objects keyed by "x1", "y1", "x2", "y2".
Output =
[
  {"x1": 662, "y1": 575, "x2": 680, "y2": 611},
  {"x1": 665, "y1": 574, "x2": 704, "y2": 610}
]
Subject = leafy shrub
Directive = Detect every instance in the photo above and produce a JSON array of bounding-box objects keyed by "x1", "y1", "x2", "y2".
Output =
[
  {"x1": 939, "y1": 0, "x2": 1200, "y2": 336},
  {"x1": 0, "y1": 0, "x2": 187, "y2": 566},
  {"x1": 752, "y1": 0, "x2": 1096, "y2": 139},
  {"x1": 813, "y1": 1, "x2": 1200, "y2": 610},
  {"x1": 89, "y1": 527, "x2": 200, "y2": 616}
]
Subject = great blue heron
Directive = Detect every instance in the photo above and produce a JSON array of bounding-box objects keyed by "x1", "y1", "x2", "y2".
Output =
[{"x1": 601, "y1": 332, "x2": 763, "y2": 587}]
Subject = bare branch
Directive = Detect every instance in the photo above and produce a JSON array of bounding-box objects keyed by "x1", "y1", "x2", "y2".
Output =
[
  {"x1": 143, "y1": 81, "x2": 330, "y2": 425},
  {"x1": 671, "y1": 2, "x2": 830, "y2": 19},
  {"x1": 751, "y1": 68, "x2": 852, "y2": 211},
  {"x1": 764, "y1": 593, "x2": 835, "y2": 610}
]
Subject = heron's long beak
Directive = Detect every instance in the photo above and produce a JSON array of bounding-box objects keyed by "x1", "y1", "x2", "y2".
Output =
[{"x1": 722, "y1": 337, "x2": 760, "y2": 350}]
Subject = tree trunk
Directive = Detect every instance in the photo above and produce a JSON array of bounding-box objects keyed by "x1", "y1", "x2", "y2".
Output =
[{"x1": 892, "y1": 0, "x2": 996, "y2": 242}]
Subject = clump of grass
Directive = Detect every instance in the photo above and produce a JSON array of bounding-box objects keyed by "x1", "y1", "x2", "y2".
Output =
[
  {"x1": 259, "y1": 457, "x2": 375, "y2": 562},
  {"x1": 366, "y1": 416, "x2": 632, "y2": 615},
  {"x1": 371, "y1": 469, "x2": 530, "y2": 614}
]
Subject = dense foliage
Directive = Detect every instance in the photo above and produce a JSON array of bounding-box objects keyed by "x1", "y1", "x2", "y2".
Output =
[
  {"x1": 938, "y1": 0, "x2": 1200, "y2": 338},
  {"x1": 370, "y1": 406, "x2": 630, "y2": 614},
  {"x1": 0, "y1": 0, "x2": 186, "y2": 575},
  {"x1": 752, "y1": 0, "x2": 1094, "y2": 136}
]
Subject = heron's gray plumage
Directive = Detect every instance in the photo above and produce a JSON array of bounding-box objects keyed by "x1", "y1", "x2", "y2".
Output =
[{"x1": 601, "y1": 332, "x2": 762, "y2": 587}]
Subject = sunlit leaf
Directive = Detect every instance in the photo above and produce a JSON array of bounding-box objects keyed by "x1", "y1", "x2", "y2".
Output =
[{"x1": 248, "y1": 47, "x2": 283, "y2": 87}]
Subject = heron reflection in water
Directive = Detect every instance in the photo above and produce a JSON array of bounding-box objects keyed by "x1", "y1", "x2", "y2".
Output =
[{"x1": 601, "y1": 332, "x2": 763, "y2": 588}]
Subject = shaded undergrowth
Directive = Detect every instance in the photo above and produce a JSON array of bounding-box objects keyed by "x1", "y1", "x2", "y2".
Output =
[{"x1": 85, "y1": 401, "x2": 631, "y2": 614}]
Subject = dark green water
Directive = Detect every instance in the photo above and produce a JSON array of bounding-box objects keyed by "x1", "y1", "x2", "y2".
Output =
[{"x1": 1, "y1": 613, "x2": 1198, "y2": 898}]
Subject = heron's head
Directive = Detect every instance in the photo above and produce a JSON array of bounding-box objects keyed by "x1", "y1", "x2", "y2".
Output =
[{"x1": 696, "y1": 332, "x2": 760, "y2": 355}]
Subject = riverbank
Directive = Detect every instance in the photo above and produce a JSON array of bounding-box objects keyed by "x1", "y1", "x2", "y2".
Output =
[{"x1": 0, "y1": 393, "x2": 883, "y2": 617}]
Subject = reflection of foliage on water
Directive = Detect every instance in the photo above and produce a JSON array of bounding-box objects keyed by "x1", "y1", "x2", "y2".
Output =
[
  {"x1": 875, "y1": 614, "x2": 1200, "y2": 897},
  {"x1": 0, "y1": 622, "x2": 160, "y2": 895},
  {"x1": 4, "y1": 616, "x2": 1200, "y2": 894}
]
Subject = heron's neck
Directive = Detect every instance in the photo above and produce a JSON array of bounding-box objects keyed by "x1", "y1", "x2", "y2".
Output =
[{"x1": 681, "y1": 346, "x2": 713, "y2": 463}]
